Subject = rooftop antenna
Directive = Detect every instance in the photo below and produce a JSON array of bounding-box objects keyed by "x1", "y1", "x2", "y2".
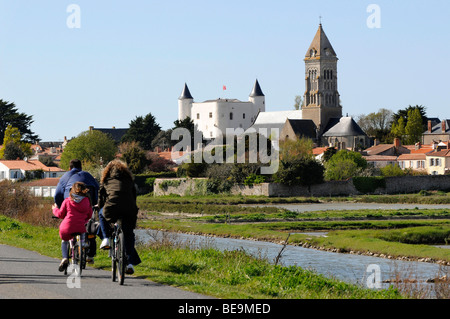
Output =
[{"x1": 319, "y1": 15, "x2": 322, "y2": 25}]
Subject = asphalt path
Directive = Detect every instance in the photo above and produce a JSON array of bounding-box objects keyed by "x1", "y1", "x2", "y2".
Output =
[{"x1": 0, "y1": 244, "x2": 212, "y2": 299}]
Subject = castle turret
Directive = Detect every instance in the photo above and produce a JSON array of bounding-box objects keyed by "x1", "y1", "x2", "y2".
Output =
[
  {"x1": 178, "y1": 83, "x2": 194, "y2": 121},
  {"x1": 249, "y1": 79, "x2": 265, "y2": 114}
]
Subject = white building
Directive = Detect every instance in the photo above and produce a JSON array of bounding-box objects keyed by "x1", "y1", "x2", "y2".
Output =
[
  {"x1": 178, "y1": 80, "x2": 266, "y2": 139},
  {"x1": 0, "y1": 160, "x2": 65, "y2": 182}
]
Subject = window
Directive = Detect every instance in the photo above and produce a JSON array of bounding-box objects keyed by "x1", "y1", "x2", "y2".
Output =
[
  {"x1": 196, "y1": 113, "x2": 200, "y2": 120},
  {"x1": 209, "y1": 112, "x2": 212, "y2": 118},
  {"x1": 430, "y1": 159, "x2": 434, "y2": 166},
  {"x1": 229, "y1": 112, "x2": 233, "y2": 120},
  {"x1": 243, "y1": 113, "x2": 246, "y2": 119}
]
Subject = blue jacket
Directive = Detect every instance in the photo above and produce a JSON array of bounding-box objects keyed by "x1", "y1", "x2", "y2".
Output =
[{"x1": 54, "y1": 168, "x2": 100, "y2": 208}]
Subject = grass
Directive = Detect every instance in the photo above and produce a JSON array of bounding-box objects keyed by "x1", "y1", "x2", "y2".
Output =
[
  {"x1": 0, "y1": 183, "x2": 448, "y2": 299},
  {"x1": 0, "y1": 215, "x2": 403, "y2": 299}
]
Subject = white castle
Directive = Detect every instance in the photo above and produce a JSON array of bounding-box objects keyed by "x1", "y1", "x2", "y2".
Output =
[
  {"x1": 178, "y1": 80, "x2": 266, "y2": 139},
  {"x1": 177, "y1": 23, "x2": 369, "y2": 150}
]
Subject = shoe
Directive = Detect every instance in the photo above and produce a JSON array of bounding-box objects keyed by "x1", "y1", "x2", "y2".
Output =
[
  {"x1": 100, "y1": 238, "x2": 111, "y2": 250},
  {"x1": 86, "y1": 257, "x2": 94, "y2": 264},
  {"x1": 58, "y1": 258, "x2": 69, "y2": 272},
  {"x1": 126, "y1": 264, "x2": 135, "y2": 275}
]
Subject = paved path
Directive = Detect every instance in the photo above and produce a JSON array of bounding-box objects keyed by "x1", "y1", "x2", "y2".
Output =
[{"x1": 0, "y1": 244, "x2": 212, "y2": 299}]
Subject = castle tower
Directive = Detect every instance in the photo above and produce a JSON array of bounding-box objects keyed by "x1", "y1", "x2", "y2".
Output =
[
  {"x1": 178, "y1": 83, "x2": 194, "y2": 121},
  {"x1": 248, "y1": 79, "x2": 266, "y2": 114},
  {"x1": 302, "y1": 24, "x2": 342, "y2": 135}
]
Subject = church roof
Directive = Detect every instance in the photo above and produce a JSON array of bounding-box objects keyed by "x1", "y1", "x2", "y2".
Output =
[
  {"x1": 305, "y1": 24, "x2": 337, "y2": 59},
  {"x1": 253, "y1": 110, "x2": 303, "y2": 125},
  {"x1": 249, "y1": 79, "x2": 265, "y2": 97},
  {"x1": 322, "y1": 117, "x2": 367, "y2": 137},
  {"x1": 246, "y1": 110, "x2": 303, "y2": 138},
  {"x1": 285, "y1": 119, "x2": 317, "y2": 139},
  {"x1": 179, "y1": 83, "x2": 194, "y2": 100}
]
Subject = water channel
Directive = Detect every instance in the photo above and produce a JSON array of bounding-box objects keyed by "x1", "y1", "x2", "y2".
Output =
[{"x1": 136, "y1": 202, "x2": 450, "y2": 294}]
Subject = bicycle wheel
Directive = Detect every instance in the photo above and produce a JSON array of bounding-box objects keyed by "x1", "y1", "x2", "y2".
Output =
[
  {"x1": 111, "y1": 235, "x2": 117, "y2": 282},
  {"x1": 64, "y1": 242, "x2": 71, "y2": 276},
  {"x1": 73, "y1": 241, "x2": 82, "y2": 277},
  {"x1": 117, "y1": 230, "x2": 126, "y2": 285}
]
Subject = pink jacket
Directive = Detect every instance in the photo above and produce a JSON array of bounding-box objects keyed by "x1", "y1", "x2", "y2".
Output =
[{"x1": 53, "y1": 196, "x2": 93, "y2": 241}]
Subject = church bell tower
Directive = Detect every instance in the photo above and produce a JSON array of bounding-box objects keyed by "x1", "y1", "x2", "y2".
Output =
[{"x1": 302, "y1": 23, "x2": 342, "y2": 135}]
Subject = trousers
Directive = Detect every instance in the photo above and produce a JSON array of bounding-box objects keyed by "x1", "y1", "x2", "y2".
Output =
[{"x1": 97, "y1": 208, "x2": 141, "y2": 266}]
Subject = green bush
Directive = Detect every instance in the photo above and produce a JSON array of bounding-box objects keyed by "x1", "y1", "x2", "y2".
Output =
[
  {"x1": 353, "y1": 177, "x2": 386, "y2": 194},
  {"x1": 134, "y1": 171, "x2": 177, "y2": 193},
  {"x1": 274, "y1": 158, "x2": 324, "y2": 186},
  {"x1": 381, "y1": 164, "x2": 405, "y2": 177},
  {"x1": 324, "y1": 150, "x2": 367, "y2": 181},
  {"x1": 244, "y1": 174, "x2": 266, "y2": 186}
]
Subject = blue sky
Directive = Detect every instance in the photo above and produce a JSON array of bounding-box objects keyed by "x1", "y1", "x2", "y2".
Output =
[{"x1": 0, "y1": 0, "x2": 449, "y2": 141}]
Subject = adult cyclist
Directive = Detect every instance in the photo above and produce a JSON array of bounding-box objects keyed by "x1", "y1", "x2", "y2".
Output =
[{"x1": 54, "y1": 159, "x2": 100, "y2": 263}]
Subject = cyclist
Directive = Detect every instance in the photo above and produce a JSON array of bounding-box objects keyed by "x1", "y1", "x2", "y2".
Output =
[
  {"x1": 54, "y1": 159, "x2": 99, "y2": 263},
  {"x1": 97, "y1": 159, "x2": 141, "y2": 274},
  {"x1": 52, "y1": 182, "x2": 93, "y2": 272}
]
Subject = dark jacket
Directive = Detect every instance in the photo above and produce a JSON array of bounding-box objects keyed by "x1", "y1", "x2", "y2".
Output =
[
  {"x1": 98, "y1": 170, "x2": 138, "y2": 228},
  {"x1": 54, "y1": 168, "x2": 99, "y2": 208}
]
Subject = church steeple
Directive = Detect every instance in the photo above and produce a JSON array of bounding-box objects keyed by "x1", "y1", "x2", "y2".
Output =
[
  {"x1": 302, "y1": 23, "x2": 342, "y2": 135},
  {"x1": 305, "y1": 23, "x2": 337, "y2": 60}
]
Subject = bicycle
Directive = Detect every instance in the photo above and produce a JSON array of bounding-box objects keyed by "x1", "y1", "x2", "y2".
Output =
[
  {"x1": 52, "y1": 216, "x2": 87, "y2": 277},
  {"x1": 110, "y1": 220, "x2": 126, "y2": 285},
  {"x1": 64, "y1": 232, "x2": 87, "y2": 277}
]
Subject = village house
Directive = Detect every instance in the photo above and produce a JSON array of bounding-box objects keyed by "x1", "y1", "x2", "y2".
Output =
[
  {"x1": 0, "y1": 159, "x2": 65, "y2": 182},
  {"x1": 426, "y1": 148, "x2": 450, "y2": 175},
  {"x1": 422, "y1": 119, "x2": 450, "y2": 145},
  {"x1": 24, "y1": 178, "x2": 61, "y2": 197}
]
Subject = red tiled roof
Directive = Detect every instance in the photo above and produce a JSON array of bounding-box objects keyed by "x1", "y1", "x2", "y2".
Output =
[
  {"x1": 426, "y1": 150, "x2": 450, "y2": 157},
  {"x1": 23, "y1": 178, "x2": 60, "y2": 187},
  {"x1": 398, "y1": 154, "x2": 426, "y2": 160},
  {"x1": 363, "y1": 155, "x2": 398, "y2": 161},
  {"x1": 0, "y1": 160, "x2": 64, "y2": 172},
  {"x1": 312, "y1": 147, "x2": 327, "y2": 155}
]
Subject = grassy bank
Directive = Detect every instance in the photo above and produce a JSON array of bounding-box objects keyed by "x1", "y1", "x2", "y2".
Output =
[
  {"x1": 0, "y1": 215, "x2": 403, "y2": 299},
  {"x1": 138, "y1": 194, "x2": 450, "y2": 265}
]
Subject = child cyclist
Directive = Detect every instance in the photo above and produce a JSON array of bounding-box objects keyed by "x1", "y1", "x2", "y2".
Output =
[{"x1": 52, "y1": 182, "x2": 93, "y2": 272}]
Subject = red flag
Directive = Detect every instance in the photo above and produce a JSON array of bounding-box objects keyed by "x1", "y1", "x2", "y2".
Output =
[{"x1": 223, "y1": 85, "x2": 227, "y2": 91}]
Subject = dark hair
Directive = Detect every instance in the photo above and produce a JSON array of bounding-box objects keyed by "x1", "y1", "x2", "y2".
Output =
[
  {"x1": 70, "y1": 159, "x2": 82, "y2": 170},
  {"x1": 69, "y1": 182, "x2": 89, "y2": 200}
]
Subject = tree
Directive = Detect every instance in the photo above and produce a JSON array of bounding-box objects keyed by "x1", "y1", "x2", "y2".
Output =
[
  {"x1": 151, "y1": 129, "x2": 174, "y2": 151},
  {"x1": 405, "y1": 108, "x2": 423, "y2": 144},
  {"x1": 391, "y1": 116, "x2": 406, "y2": 140},
  {"x1": 121, "y1": 113, "x2": 162, "y2": 150},
  {"x1": 0, "y1": 99, "x2": 39, "y2": 144},
  {"x1": 274, "y1": 158, "x2": 324, "y2": 187},
  {"x1": 356, "y1": 108, "x2": 393, "y2": 142},
  {"x1": 0, "y1": 125, "x2": 32, "y2": 160},
  {"x1": 294, "y1": 95, "x2": 303, "y2": 110},
  {"x1": 392, "y1": 105, "x2": 427, "y2": 131},
  {"x1": 322, "y1": 147, "x2": 337, "y2": 162},
  {"x1": 279, "y1": 137, "x2": 314, "y2": 162},
  {"x1": 121, "y1": 143, "x2": 150, "y2": 174},
  {"x1": 172, "y1": 117, "x2": 204, "y2": 151},
  {"x1": 324, "y1": 149, "x2": 367, "y2": 181},
  {"x1": 60, "y1": 130, "x2": 117, "y2": 170}
]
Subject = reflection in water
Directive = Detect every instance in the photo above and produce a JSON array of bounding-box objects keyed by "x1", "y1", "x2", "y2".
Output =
[{"x1": 136, "y1": 229, "x2": 449, "y2": 292}]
